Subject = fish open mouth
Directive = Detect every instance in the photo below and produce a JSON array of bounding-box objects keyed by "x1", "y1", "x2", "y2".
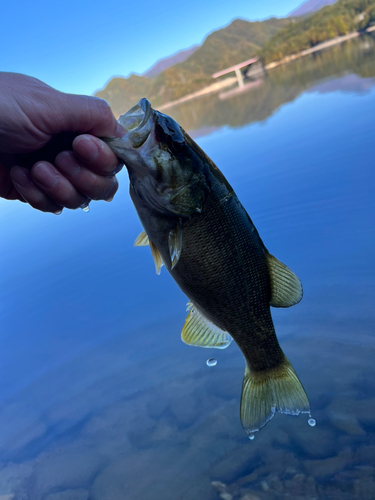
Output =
[
  {"x1": 119, "y1": 98, "x2": 151, "y2": 132},
  {"x1": 104, "y1": 98, "x2": 154, "y2": 165}
]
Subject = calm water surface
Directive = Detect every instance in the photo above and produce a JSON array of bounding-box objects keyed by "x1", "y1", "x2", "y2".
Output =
[{"x1": 0, "y1": 35, "x2": 375, "y2": 499}]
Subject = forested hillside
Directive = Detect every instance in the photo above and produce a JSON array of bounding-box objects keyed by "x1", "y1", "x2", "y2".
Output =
[
  {"x1": 261, "y1": 0, "x2": 375, "y2": 64},
  {"x1": 96, "y1": 0, "x2": 375, "y2": 115},
  {"x1": 95, "y1": 17, "x2": 289, "y2": 115}
]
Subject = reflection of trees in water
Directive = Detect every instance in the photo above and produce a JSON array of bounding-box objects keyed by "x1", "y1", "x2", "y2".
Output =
[{"x1": 168, "y1": 34, "x2": 375, "y2": 134}]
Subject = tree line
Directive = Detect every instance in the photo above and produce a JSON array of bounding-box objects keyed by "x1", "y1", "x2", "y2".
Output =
[{"x1": 260, "y1": 0, "x2": 375, "y2": 65}]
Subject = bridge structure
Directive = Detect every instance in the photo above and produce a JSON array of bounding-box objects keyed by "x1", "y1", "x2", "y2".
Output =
[{"x1": 212, "y1": 57, "x2": 259, "y2": 88}]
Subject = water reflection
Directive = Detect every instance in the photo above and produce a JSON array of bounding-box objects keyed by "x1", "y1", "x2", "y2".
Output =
[
  {"x1": 167, "y1": 33, "x2": 375, "y2": 137},
  {"x1": 0, "y1": 34, "x2": 375, "y2": 500}
]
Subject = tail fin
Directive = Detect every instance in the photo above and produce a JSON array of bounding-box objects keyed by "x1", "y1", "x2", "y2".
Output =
[{"x1": 240, "y1": 356, "x2": 309, "y2": 435}]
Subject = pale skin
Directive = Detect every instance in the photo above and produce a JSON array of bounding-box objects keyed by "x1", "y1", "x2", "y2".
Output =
[{"x1": 0, "y1": 72, "x2": 126, "y2": 213}]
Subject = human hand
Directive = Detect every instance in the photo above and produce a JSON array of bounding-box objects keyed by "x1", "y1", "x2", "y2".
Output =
[{"x1": 0, "y1": 72, "x2": 125, "y2": 213}]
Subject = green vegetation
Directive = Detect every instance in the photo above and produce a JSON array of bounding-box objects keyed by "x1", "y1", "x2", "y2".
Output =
[
  {"x1": 95, "y1": 18, "x2": 289, "y2": 115},
  {"x1": 260, "y1": 0, "x2": 375, "y2": 64},
  {"x1": 96, "y1": 0, "x2": 375, "y2": 115},
  {"x1": 167, "y1": 34, "x2": 375, "y2": 133},
  {"x1": 96, "y1": 75, "x2": 153, "y2": 119}
]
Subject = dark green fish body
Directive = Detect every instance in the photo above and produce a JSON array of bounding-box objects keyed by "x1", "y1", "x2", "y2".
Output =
[
  {"x1": 131, "y1": 160, "x2": 283, "y2": 370},
  {"x1": 107, "y1": 98, "x2": 309, "y2": 435}
]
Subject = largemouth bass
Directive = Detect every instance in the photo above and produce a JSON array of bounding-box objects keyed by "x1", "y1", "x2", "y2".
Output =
[{"x1": 107, "y1": 98, "x2": 310, "y2": 435}]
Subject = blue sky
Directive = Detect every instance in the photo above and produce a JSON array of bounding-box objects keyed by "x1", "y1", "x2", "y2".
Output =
[{"x1": 1, "y1": 0, "x2": 303, "y2": 96}]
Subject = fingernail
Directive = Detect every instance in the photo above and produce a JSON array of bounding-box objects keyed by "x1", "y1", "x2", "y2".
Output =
[
  {"x1": 54, "y1": 209, "x2": 63, "y2": 215},
  {"x1": 11, "y1": 167, "x2": 31, "y2": 187},
  {"x1": 74, "y1": 135, "x2": 99, "y2": 162},
  {"x1": 105, "y1": 196, "x2": 114, "y2": 202},
  {"x1": 106, "y1": 162, "x2": 124, "y2": 177},
  {"x1": 33, "y1": 163, "x2": 59, "y2": 189}
]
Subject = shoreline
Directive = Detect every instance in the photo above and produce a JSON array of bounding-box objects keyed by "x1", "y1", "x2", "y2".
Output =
[
  {"x1": 158, "y1": 77, "x2": 237, "y2": 111},
  {"x1": 265, "y1": 25, "x2": 375, "y2": 70},
  {"x1": 158, "y1": 25, "x2": 375, "y2": 111}
]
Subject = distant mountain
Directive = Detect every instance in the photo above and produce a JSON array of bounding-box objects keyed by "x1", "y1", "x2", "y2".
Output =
[
  {"x1": 96, "y1": 17, "x2": 289, "y2": 115},
  {"x1": 143, "y1": 45, "x2": 200, "y2": 78},
  {"x1": 289, "y1": 0, "x2": 338, "y2": 17},
  {"x1": 167, "y1": 18, "x2": 289, "y2": 79}
]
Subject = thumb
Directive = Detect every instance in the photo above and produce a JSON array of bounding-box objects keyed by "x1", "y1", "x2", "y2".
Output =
[{"x1": 52, "y1": 93, "x2": 125, "y2": 138}]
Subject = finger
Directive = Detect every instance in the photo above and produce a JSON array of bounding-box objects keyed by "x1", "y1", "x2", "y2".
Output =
[
  {"x1": 10, "y1": 166, "x2": 63, "y2": 213},
  {"x1": 30, "y1": 161, "x2": 88, "y2": 209},
  {"x1": 55, "y1": 151, "x2": 119, "y2": 201},
  {"x1": 53, "y1": 94, "x2": 126, "y2": 138},
  {"x1": 0, "y1": 161, "x2": 24, "y2": 201},
  {"x1": 72, "y1": 135, "x2": 123, "y2": 176}
]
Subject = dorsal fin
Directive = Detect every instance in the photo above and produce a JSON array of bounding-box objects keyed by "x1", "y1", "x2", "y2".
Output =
[
  {"x1": 182, "y1": 302, "x2": 232, "y2": 349},
  {"x1": 266, "y1": 253, "x2": 303, "y2": 308},
  {"x1": 134, "y1": 231, "x2": 149, "y2": 246}
]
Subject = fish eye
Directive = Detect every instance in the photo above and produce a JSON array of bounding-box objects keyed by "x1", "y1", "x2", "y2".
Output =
[{"x1": 171, "y1": 140, "x2": 184, "y2": 151}]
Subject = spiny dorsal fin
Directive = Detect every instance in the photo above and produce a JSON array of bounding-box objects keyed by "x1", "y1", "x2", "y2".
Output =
[
  {"x1": 168, "y1": 224, "x2": 182, "y2": 270},
  {"x1": 181, "y1": 302, "x2": 232, "y2": 349},
  {"x1": 266, "y1": 253, "x2": 303, "y2": 308},
  {"x1": 134, "y1": 231, "x2": 149, "y2": 246},
  {"x1": 150, "y1": 241, "x2": 163, "y2": 275}
]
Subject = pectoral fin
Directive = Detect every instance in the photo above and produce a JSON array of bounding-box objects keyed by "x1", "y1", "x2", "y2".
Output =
[
  {"x1": 266, "y1": 253, "x2": 303, "y2": 308},
  {"x1": 168, "y1": 224, "x2": 182, "y2": 270},
  {"x1": 134, "y1": 231, "x2": 149, "y2": 246},
  {"x1": 150, "y1": 241, "x2": 163, "y2": 275},
  {"x1": 182, "y1": 302, "x2": 232, "y2": 349},
  {"x1": 135, "y1": 224, "x2": 182, "y2": 272},
  {"x1": 134, "y1": 231, "x2": 163, "y2": 275}
]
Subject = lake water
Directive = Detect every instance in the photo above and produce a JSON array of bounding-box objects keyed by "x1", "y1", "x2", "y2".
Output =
[{"x1": 1, "y1": 34, "x2": 375, "y2": 500}]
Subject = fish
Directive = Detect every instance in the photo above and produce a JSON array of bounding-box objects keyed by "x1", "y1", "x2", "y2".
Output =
[{"x1": 106, "y1": 98, "x2": 310, "y2": 435}]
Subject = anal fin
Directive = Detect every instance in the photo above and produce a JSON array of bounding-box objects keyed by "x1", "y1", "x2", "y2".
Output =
[
  {"x1": 266, "y1": 253, "x2": 303, "y2": 308},
  {"x1": 181, "y1": 302, "x2": 232, "y2": 349}
]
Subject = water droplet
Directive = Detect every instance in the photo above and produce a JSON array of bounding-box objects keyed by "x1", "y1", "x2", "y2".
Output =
[
  {"x1": 206, "y1": 358, "x2": 217, "y2": 367},
  {"x1": 248, "y1": 434, "x2": 255, "y2": 440},
  {"x1": 308, "y1": 418, "x2": 316, "y2": 427},
  {"x1": 82, "y1": 205, "x2": 90, "y2": 213}
]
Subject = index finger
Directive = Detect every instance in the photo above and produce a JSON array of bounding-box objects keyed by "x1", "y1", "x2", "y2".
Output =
[{"x1": 51, "y1": 94, "x2": 126, "y2": 139}]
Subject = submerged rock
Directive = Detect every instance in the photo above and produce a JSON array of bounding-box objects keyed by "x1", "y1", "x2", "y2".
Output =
[
  {"x1": 211, "y1": 481, "x2": 227, "y2": 493},
  {"x1": 283, "y1": 473, "x2": 319, "y2": 497},
  {"x1": 327, "y1": 398, "x2": 365, "y2": 435},
  {"x1": 211, "y1": 480, "x2": 235, "y2": 500},
  {"x1": 239, "y1": 494, "x2": 261, "y2": 500},
  {"x1": 44, "y1": 490, "x2": 89, "y2": 500},
  {"x1": 303, "y1": 448, "x2": 352, "y2": 478},
  {"x1": 219, "y1": 493, "x2": 233, "y2": 500},
  {"x1": 353, "y1": 476, "x2": 375, "y2": 500},
  {"x1": 293, "y1": 425, "x2": 337, "y2": 458}
]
